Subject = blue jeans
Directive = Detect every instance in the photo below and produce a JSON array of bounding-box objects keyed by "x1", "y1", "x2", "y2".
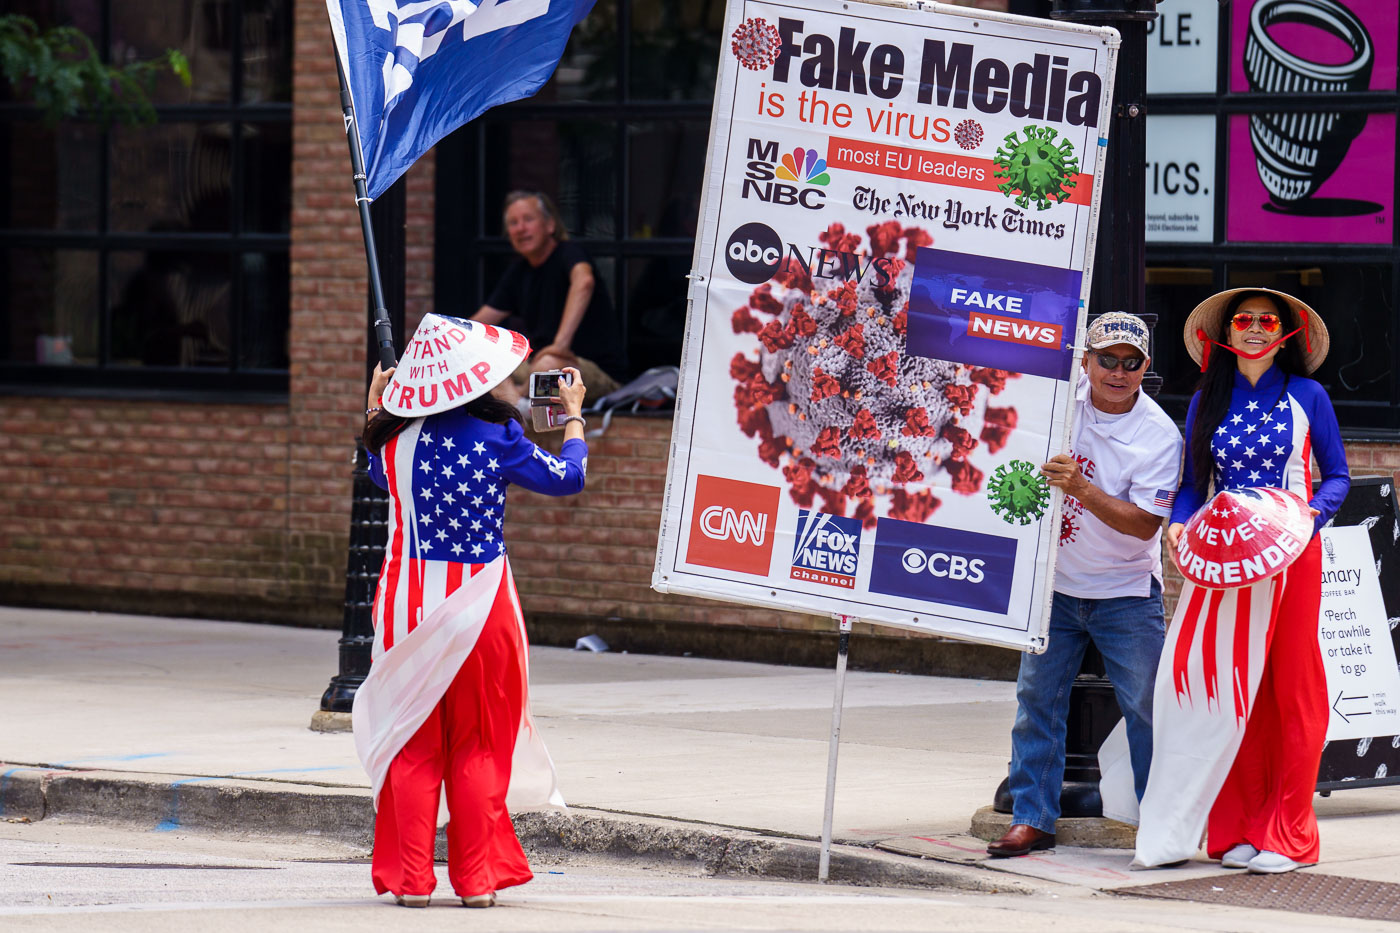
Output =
[{"x1": 1008, "y1": 578, "x2": 1165, "y2": 834}]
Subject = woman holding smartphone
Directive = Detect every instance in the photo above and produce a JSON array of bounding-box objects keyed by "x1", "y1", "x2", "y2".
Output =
[{"x1": 353, "y1": 312, "x2": 587, "y2": 907}]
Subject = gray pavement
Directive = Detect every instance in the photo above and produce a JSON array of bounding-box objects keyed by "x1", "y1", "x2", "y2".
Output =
[
  {"x1": 3, "y1": 606, "x2": 1400, "y2": 915},
  {"x1": 2, "y1": 820, "x2": 1391, "y2": 933}
]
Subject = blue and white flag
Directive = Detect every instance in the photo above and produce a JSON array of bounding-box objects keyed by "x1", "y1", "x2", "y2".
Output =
[{"x1": 327, "y1": 0, "x2": 596, "y2": 200}]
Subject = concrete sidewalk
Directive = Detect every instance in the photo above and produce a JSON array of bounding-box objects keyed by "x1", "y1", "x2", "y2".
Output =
[{"x1": 2, "y1": 607, "x2": 1399, "y2": 900}]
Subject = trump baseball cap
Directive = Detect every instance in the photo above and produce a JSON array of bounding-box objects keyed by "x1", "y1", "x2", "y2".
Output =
[{"x1": 1087, "y1": 312, "x2": 1151, "y2": 357}]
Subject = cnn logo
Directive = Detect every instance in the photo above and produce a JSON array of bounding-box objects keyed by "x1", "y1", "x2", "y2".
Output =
[{"x1": 686, "y1": 475, "x2": 780, "y2": 576}]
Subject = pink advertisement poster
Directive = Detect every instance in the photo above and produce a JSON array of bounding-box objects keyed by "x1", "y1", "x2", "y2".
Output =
[{"x1": 1226, "y1": 0, "x2": 1397, "y2": 244}]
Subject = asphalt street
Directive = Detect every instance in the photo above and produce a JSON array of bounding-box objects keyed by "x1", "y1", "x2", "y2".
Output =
[{"x1": 1, "y1": 820, "x2": 1394, "y2": 933}]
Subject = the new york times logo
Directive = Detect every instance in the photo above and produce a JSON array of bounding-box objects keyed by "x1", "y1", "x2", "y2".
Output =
[{"x1": 790, "y1": 510, "x2": 862, "y2": 589}]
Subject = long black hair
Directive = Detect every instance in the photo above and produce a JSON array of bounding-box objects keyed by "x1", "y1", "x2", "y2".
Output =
[
  {"x1": 363, "y1": 392, "x2": 523, "y2": 454},
  {"x1": 1189, "y1": 290, "x2": 1310, "y2": 497}
]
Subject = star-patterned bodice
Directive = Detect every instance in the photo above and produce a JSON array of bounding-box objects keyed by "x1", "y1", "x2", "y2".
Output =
[
  {"x1": 1209, "y1": 384, "x2": 1295, "y2": 491},
  {"x1": 369, "y1": 409, "x2": 587, "y2": 564},
  {"x1": 1175, "y1": 364, "x2": 1349, "y2": 536}
]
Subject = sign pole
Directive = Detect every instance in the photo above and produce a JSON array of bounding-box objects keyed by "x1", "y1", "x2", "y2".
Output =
[
  {"x1": 817, "y1": 614, "x2": 855, "y2": 883},
  {"x1": 334, "y1": 53, "x2": 398, "y2": 370}
]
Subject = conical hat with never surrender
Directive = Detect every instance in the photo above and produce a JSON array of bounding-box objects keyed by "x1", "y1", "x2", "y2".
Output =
[
  {"x1": 1176, "y1": 487, "x2": 1313, "y2": 589},
  {"x1": 382, "y1": 314, "x2": 530, "y2": 417}
]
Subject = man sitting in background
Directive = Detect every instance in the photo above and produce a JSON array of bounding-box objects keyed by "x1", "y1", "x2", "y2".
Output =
[{"x1": 473, "y1": 191, "x2": 625, "y2": 408}]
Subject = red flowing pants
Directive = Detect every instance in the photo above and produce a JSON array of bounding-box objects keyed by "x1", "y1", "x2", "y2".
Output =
[
  {"x1": 1208, "y1": 536, "x2": 1328, "y2": 863},
  {"x1": 370, "y1": 579, "x2": 533, "y2": 898}
]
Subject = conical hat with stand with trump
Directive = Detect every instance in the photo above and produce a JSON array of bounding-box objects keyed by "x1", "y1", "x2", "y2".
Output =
[{"x1": 380, "y1": 313, "x2": 531, "y2": 417}]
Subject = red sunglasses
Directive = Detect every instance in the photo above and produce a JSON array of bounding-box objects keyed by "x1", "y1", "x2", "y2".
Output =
[{"x1": 1230, "y1": 312, "x2": 1282, "y2": 334}]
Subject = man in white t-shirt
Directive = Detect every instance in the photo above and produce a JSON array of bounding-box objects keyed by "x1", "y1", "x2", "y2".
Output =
[{"x1": 988, "y1": 312, "x2": 1184, "y2": 858}]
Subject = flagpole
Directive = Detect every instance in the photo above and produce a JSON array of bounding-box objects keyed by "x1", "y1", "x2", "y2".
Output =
[{"x1": 335, "y1": 53, "x2": 398, "y2": 370}]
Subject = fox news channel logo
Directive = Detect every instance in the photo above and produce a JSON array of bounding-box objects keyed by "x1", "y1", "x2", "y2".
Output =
[
  {"x1": 789, "y1": 510, "x2": 862, "y2": 589},
  {"x1": 868, "y1": 518, "x2": 1016, "y2": 614}
]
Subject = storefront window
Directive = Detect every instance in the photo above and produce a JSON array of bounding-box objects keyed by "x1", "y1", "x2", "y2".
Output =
[
  {"x1": 442, "y1": 0, "x2": 717, "y2": 378},
  {"x1": 0, "y1": 0, "x2": 293, "y2": 392},
  {"x1": 1146, "y1": 0, "x2": 1400, "y2": 434}
]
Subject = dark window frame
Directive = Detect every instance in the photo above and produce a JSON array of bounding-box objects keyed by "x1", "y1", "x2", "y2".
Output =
[
  {"x1": 0, "y1": 0, "x2": 293, "y2": 400},
  {"x1": 435, "y1": 0, "x2": 718, "y2": 381}
]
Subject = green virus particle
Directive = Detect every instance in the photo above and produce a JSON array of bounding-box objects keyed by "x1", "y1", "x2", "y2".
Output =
[
  {"x1": 987, "y1": 459, "x2": 1050, "y2": 525},
  {"x1": 993, "y1": 125, "x2": 1080, "y2": 211}
]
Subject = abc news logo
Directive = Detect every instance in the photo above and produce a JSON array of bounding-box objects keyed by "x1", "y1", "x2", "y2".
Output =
[
  {"x1": 685, "y1": 475, "x2": 780, "y2": 576},
  {"x1": 725, "y1": 222, "x2": 784, "y2": 285}
]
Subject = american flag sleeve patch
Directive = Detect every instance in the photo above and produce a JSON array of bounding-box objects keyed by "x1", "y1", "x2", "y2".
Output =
[{"x1": 1153, "y1": 489, "x2": 1177, "y2": 509}]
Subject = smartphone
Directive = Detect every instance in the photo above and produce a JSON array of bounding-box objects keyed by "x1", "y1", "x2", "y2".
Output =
[{"x1": 528, "y1": 370, "x2": 573, "y2": 401}]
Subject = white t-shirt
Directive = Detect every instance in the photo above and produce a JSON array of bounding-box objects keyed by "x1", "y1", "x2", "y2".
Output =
[{"x1": 1054, "y1": 373, "x2": 1184, "y2": 599}]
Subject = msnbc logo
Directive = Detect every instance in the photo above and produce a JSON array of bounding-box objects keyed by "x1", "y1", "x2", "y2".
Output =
[
  {"x1": 742, "y1": 139, "x2": 831, "y2": 210},
  {"x1": 777, "y1": 147, "x2": 831, "y2": 186}
]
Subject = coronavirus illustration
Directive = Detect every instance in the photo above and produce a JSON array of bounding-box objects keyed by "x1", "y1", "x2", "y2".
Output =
[
  {"x1": 1059, "y1": 512, "x2": 1079, "y2": 545},
  {"x1": 730, "y1": 18, "x2": 783, "y2": 71},
  {"x1": 986, "y1": 459, "x2": 1050, "y2": 526},
  {"x1": 729, "y1": 221, "x2": 1022, "y2": 527},
  {"x1": 993, "y1": 125, "x2": 1080, "y2": 211},
  {"x1": 953, "y1": 119, "x2": 984, "y2": 151}
]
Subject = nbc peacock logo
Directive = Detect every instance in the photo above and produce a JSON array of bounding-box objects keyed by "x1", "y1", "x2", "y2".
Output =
[
  {"x1": 777, "y1": 147, "x2": 831, "y2": 187},
  {"x1": 742, "y1": 139, "x2": 833, "y2": 210}
]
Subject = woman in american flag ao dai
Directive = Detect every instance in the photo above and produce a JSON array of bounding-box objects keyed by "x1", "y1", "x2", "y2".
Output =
[
  {"x1": 1130, "y1": 288, "x2": 1348, "y2": 873},
  {"x1": 353, "y1": 313, "x2": 586, "y2": 907}
]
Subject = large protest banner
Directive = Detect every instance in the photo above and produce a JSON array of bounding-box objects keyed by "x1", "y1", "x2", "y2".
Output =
[{"x1": 653, "y1": 0, "x2": 1119, "y2": 652}]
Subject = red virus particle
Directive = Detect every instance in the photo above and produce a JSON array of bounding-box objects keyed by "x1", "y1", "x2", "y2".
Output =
[
  {"x1": 867, "y1": 351, "x2": 899, "y2": 387},
  {"x1": 732, "y1": 307, "x2": 763, "y2": 334},
  {"x1": 969, "y1": 367, "x2": 1019, "y2": 395},
  {"x1": 730, "y1": 18, "x2": 782, "y2": 71},
  {"x1": 981, "y1": 405, "x2": 1018, "y2": 454},
  {"x1": 810, "y1": 367, "x2": 841, "y2": 402},
  {"x1": 944, "y1": 459, "x2": 984, "y2": 495},
  {"x1": 727, "y1": 224, "x2": 1023, "y2": 523},
  {"x1": 902, "y1": 407, "x2": 936, "y2": 438},
  {"x1": 954, "y1": 119, "x2": 984, "y2": 151},
  {"x1": 811, "y1": 426, "x2": 842, "y2": 459},
  {"x1": 890, "y1": 488, "x2": 940, "y2": 523},
  {"x1": 940, "y1": 424, "x2": 978, "y2": 461},
  {"x1": 849, "y1": 408, "x2": 881, "y2": 441},
  {"x1": 1059, "y1": 512, "x2": 1079, "y2": 545}
]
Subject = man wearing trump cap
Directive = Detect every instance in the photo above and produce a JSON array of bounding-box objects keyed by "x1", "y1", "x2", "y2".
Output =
[{"x1": 988, "y1": 312, "x2": 1183, "y2": 858}]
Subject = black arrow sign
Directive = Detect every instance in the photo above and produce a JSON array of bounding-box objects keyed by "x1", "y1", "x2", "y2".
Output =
[{"x1": 1332, "y1": 690, "x2": 1373, "y2": 723}]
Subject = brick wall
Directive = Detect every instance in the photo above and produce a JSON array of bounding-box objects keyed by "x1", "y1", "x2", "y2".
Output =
[{"x1": 0, "y1": 0, "x2": 434, "y2": 626}]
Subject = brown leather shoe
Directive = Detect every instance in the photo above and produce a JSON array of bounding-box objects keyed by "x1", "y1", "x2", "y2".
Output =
[{"x1": 986, "y1": 824, "x2": 1055, "y2": 858}]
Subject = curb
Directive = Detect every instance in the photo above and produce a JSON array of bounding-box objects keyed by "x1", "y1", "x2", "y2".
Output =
[
  {"x1": 970, "y1": 805, "x2": 1137, "y2": 849},
  {"x1": 0, "y1": 765, "x2": 1027, "y2": 894}
]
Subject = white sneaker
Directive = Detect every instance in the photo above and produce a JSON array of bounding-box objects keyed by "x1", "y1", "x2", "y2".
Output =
[
  {"x1": 395, "y1": 894, "x2": 430, "y2": 907},
  {"x1": 1247, "y1": 850, "x2": 1306, "y2": 874},
  {"x1": 1221, "y1": 843, "x2": 1258, "y2": 869},
  {"x1": 461, "y1": 892, "x2": 496, "y2": 908}
]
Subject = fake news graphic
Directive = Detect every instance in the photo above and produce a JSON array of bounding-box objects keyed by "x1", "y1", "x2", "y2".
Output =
[{"x1": 653, "y1": 0, "x2": 1118, "y2": 652}]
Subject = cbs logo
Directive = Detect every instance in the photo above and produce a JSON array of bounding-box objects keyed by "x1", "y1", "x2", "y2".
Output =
[
  {"x1": 724, "y1": 222, "x2": 783, "y2": 285},
  {"x1": 900, "y1": 547, "x2": 986, "y2": 584}
]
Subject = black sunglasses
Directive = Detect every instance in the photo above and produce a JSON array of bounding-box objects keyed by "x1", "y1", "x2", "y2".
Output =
[{"x1": 1094, "y1": 352, "x2": 1145, "y2": 372}]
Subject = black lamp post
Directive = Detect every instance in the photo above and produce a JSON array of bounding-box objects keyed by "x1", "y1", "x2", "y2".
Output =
[
  {"x1": 313, "y1": 178, "x2": 406, "y2": 730},
  {"x1": 994, "y1": 0, "x2": 1160, "y2": 818}
]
